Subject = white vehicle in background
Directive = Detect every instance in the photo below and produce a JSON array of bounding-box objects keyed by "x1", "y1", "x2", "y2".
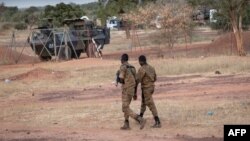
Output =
[
  {"x1": 209, "y1": 9, "x2": 217, "y2": 23},
  {"x1": 106, "y1": 16, "x2": 120, "y2": 30},
  {"x1": 155, "y1": 15, "x2": 162, "y2": 29}
]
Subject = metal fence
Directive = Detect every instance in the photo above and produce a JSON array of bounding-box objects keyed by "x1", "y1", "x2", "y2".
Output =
[{"x1": 0, "y1": 27, "x2": 104, "y2": 65}]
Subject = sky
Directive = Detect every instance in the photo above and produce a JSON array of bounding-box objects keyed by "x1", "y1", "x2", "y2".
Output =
[{"x1": 0, "y1": 0, "x2": 98, "y2": 8}]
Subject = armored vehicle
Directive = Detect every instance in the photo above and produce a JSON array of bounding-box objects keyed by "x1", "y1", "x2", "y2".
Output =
[{"x1": 29, "y1": 18, "x2": 110, "y2": 61}]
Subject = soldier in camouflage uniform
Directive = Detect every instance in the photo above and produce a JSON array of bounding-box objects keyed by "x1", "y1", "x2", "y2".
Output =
[
  {"x1": 117, "y1": 54, "x2": 146, "y2": 130},
  {"x1": 136, "y1": 55, "x2": 161, "y2": 128}
]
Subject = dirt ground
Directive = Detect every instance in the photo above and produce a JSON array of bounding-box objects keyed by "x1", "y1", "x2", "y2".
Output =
[
  {"x1": 0, "y1": 58, "x2": 250, "y2": 141},
  {"x1": 0, "y1": 28, "x2": 250, "y2": 141}
]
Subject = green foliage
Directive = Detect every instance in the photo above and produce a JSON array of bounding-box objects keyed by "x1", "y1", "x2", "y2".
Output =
[
  {"x1": 0, "y1": 6, "x2": 18, "y2": 22},
  {"x1": 14, "y1": 22, "x2": 27, "y2": 30},
  {"x1": 243, "y1": 5, "x2": 250, "y2": 29},
  {"x1": 0, "y1": 3, "x2": 41, "y2": 28},
  {"x1": 187, "y1": 0, "x2": 250, "y2": 31},
  {"x1": 210, "y1": 7, "x2": 250, "y2": 31},
  {"x1": 209, "y1": 12, "x2": 231, "y2": 31},
  {"x1": 43, "y1": 3, "x2": 86, "y2": 26},
  {"x1": 97, "y1": 0, "x2": 156, "y2": 25},
  {"x1": 97, "y1": 0, "x2": 136, "y2": 23},
  {"x1": 12, "y1": 12, "x2": 26, "y2": 23},
  {"x1": 80, "y1": 2, "x2": 99, "y2": 17},
  {"x1": 213, "y1": 0, "x2": 250, "y2": 31},
  {"x1": 25, "y1": 6, "x2": 39, "y2": 13},
  {"x1": 187, "y1": 0, "x2": 214, "y2": 7}
]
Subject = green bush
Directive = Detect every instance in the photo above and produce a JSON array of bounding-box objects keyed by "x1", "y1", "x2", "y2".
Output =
[{"x1": 14, "y1": 22, "x2": 27, "y2": 30}]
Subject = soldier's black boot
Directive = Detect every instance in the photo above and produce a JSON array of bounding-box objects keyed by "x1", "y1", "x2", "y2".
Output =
[
  {"x1": 135, "y1": 113, "x2": 144, "y2": 124},
  {"x1": 120, "y1": 120, "x2": 130, "y2": 130},
  {"x1": 136, "y1": 115, "x2": 146, "y2": 130},
  {"x1": 139, "y1": 113, "x2": 144, "y2": 117},
  {"x1": 152, "y1": 116, "x2": 161, "y2": 128}
]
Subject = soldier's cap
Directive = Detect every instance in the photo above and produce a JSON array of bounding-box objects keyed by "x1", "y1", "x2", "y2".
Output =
[
  {"x1": 121, "y1": 54, "x2": 128, "y2": 61},
  {"x1": 139, "y1": 55, "x2": 146, "y2": 63}
]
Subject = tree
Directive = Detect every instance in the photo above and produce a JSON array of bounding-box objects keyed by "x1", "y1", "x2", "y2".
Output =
[
  {"x1": 0, "y1": 2, "x2": 5, "y2": 13},
  {"x1": 80, "y1": 2, "x2": 99, "y2": 18},
  {"x1": 24, "y1": 7, "x2": 41, "y2": 29},
  {"x1": 187, "y1": 0, "x2": 214, "y2": 7},
  {"x1": 157, "y1": 3, "x2": 193, "y2": 49},
  {"x1": 43, "y1": 3, "x2": 86, "y2": 26},
  {"x1": 218, "y1": 0, "x2": 249, "y2": 56},
  {"x1": 0, "y1": 6, "x2": 18, "y2": 22},
  {"x1": 97, "y1": 0, "x2": 157, "y2": 24},
  {"x1": 123, "y1": 2, "x2": 193, "y2": 50},
  {"x1": 188, "y1": 0, "x2": 250, "y2": 56},
  {"x1": 97, "y1": 0, "x2": 132, "y2": 25}
]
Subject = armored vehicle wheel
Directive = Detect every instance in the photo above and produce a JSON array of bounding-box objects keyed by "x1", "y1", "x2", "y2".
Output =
[
  {"x1": 39, "y1": 56, "x2": 52, "y2": 61},
  {"x1": 86, "y1": 42, "x2": 96, "y2": 58},
  {"x1": 71, "y1": 50, "x2": 81, "y2": 59}
]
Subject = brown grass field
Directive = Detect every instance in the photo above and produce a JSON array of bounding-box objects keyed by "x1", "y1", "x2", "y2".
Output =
[{"x1": 0, "y1": 27, "x2": 250, "y2": 141}]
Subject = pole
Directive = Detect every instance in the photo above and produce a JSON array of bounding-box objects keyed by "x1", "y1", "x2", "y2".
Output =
[
  {"x1": 54, "y1": 28, "x2": 57, "y2": 61},
  {"x1": 231, "y1": 31, "x2": 233, "y2": 55},
  {"x1": 185, "y1": 33, "x2": 187, "y2": 57},
  {"x1": 64, "y1": 26, "x2": 69, "y2": 60}
]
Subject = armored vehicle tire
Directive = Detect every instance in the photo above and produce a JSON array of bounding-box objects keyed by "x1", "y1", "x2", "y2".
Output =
[
  {"x1": 86, "y1": 42, "x2": 96, "y2": 58},
  {"x1": 39, "y1": 56, "x2": 52, "y2": 61},
  {"x1": 71, "y1": 50, "x2": 81, "y2": 59}
]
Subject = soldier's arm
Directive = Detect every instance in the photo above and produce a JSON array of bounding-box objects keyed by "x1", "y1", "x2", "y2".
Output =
[
  {"x1": 132, "y1": 67, "x2": 138, "y2": 100},
  {"x1": 134, "y1": 79, "x2": 138, "y2": 100},
  {"x1": 154, "y1": 68, "x2": 157, "y2": 82},
  {"x1": 118, "y1": 65, "x2": 126, "y2": 84},
  {"x1": 136, "y1": 68, "x2": 145, "y2": 84},
  {"x1": 115, "y1": 70, "x2": 120, "y2": 86},
  {"x1": 135, "y1": 68, "x2": 146, "y2": 100}
]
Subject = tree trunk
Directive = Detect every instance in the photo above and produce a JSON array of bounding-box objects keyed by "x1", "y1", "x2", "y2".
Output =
[
  {"x1": 234, "y1": 31, "x2": 245, "y2": 56},
  {"x1": 231, "y1": 11, "x2": 246, "y2": 56},
  {"x1": 125, "y1": 26, "x2": 131, "y2": 39}
]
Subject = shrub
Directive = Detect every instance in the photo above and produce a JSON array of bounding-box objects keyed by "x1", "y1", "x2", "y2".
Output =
[
  {"x1": 14, "y1": 22, "x2": 27, "y2": 30},
  {"x1": 1, "y1": 23, "x2": 14, "y2": 30}
]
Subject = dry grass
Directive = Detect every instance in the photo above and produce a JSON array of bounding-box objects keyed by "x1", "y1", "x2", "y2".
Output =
[
  {"x1": 1, "y1": 93, "x2": 249, "y2": 137},
  {"x1": 157, "y1": 99, "x2": 250, "y2": 126},
  {"x1": 150, "y1": 56, "x2": 250, "y2": 76},
  {"x1": 1, "y1": 56, "x2": 250, "y2": 94}
]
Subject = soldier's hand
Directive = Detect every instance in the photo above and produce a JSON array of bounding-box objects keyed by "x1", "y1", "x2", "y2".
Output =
[
  {"x1": 116, "y1": 70, "x2": 120, "y2": 76},
  {"x1": 133, "y1": 95, "x2": 137, "y2": 100}
]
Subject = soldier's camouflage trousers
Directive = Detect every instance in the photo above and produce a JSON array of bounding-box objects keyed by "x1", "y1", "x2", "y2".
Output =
[
  {"x1": 140, "y1": 87, "x2": 158, "y2": 117},
  {"x1": 122, "y1": 87, "x2": 137, "y2": 120}
]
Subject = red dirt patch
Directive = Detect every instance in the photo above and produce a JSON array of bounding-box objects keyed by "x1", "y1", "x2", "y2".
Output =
[
  {"x1": 103, "y1": 31, "x2": 250, "y2": 60},
  {"x1": 8, "y1": 67, "x2": 66, "y2": 81},
  {"x1": 0, "y1": 46, "x2": 40, "y2": 65},
  {"x1": 205, "y1": 31, "x2": 250, "y2": 55}
]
